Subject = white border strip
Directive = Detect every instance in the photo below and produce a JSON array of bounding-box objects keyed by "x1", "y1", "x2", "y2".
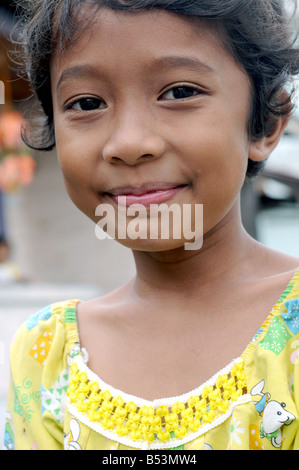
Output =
[{"x1": 66, "y1": 394, "x2": 252, "y2": 450}]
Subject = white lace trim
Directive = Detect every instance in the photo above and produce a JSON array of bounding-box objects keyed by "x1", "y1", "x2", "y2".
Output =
[{"x1": 66, "y1": 355, "x2": 251, "y2": 449}]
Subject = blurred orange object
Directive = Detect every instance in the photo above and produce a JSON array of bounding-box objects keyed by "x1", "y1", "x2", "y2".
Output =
[
  {"x1": 0, "y1": 110, "x2": 24, "y2": 150},
  {"x1": 0, "y1": 110, "x2": 36, "y2": 192}
]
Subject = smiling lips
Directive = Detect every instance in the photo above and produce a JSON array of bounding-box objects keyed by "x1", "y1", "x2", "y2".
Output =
[{"x1": 104, "y1": 183, "x2": 188, "y2": 207}]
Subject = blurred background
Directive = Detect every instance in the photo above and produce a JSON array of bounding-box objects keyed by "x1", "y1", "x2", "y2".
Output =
[{"x1": 1, "y1": 0, "x2": 299, "y2": 447}]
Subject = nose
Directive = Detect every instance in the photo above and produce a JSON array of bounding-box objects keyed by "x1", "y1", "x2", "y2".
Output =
[{"x1": 102, "y1": 108, "x2": 166, "y2": 165}]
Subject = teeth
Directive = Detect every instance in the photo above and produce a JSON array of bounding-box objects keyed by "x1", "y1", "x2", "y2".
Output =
[{"x1": 128, "y1": 190, "x2": 166, "y2": 196}]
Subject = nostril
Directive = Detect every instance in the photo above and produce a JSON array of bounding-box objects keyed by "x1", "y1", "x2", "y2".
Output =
[
  {"x1": 110, "y1": 156, "x2": 123, "y2": 163},
  {"x1": 109, "y1": 153, "x2": 156, "y2": 165},
  {"x1": 138, "y1": 153, "x2": 155, "y2": 161}
]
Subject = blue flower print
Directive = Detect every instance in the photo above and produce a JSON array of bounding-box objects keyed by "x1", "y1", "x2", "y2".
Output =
[
  {"x1": 26, "y1": 305, "x2": 52, "y2": 331},
  {"x1": 281, "y1": 299, "x2": 299, "y2": 335}
]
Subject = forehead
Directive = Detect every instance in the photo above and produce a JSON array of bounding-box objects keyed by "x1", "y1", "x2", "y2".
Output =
[
  {"x1": 52, "y1": 7, "x2": 232, "y2": 69},
  {"x1": 55, "y1": 5, "x2": 226, "y2": 45},
  {"x1": 51, "y1": 7, "x2": 249, "y2": 97}
]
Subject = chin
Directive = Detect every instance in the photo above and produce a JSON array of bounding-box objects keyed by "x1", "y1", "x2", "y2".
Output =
[{"x1": 112, "y1": 235, "x2": 202, "y2": 253}]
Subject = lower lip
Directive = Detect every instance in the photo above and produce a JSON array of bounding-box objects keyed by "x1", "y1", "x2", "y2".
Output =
[{"x1": 106, "y1": 186, "x2": 187, "y2": 207}]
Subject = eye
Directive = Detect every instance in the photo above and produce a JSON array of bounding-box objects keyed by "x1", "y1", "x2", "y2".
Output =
[
  {"x1": 65, "y1": 97, "x2": 107, "y2": 112},
  {"x1": 159, "y1": 86, "x2": 202, "y2": 101}
]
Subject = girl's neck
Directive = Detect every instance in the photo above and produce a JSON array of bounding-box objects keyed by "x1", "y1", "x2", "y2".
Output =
[{"x1": 130, "y1": 205, "x2": 258, "y2": 304}]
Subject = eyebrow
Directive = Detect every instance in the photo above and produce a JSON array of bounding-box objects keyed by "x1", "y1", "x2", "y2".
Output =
[
  {"x1": 56, "y1": 64, "x2": 102, "y2": 91},
  {"x1": 151, "y1": 56, "x2": 215, "y2": 74},
  {"x1": 56, "y1": 56, "x2": 215, "y2": 91}
]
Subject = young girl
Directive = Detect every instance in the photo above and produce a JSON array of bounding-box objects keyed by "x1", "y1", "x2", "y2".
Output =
[{"x1": 4, "y1": 0, "x2": 299, "y2": 450}]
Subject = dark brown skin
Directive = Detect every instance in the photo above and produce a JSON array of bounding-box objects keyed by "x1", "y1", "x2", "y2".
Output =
[{"x1": 50, "y1": 8, "x2": 299, "y2": 400}]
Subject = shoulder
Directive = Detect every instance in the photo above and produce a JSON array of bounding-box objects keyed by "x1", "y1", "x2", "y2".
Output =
[
  {"x1": 254, "y1": 265, "x2": 299, "y2": 377},
  {"x1": 25, "y1": 299, "x2": 77, "y2": 329},
  {"x1": 14, "y1": 299, "x2": 81, "y2": 339},
  {"x1": 10, "y1": 299, "x2": 82, "y2": 377},
  {"x1": 7, "y1": 300, "x2": 82, "y2": 449}
]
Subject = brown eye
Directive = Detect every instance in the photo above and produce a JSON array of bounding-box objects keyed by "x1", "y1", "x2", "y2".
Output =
[
  {"x1": 160, "y1": 86, "x2": 201, "y2": 101},
  {"x1": 66, "y1": 97, "x2": 107, "y2": 111}
]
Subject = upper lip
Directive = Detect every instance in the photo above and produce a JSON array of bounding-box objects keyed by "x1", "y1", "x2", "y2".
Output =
[{"x1": 104, "y1": 183, "x2": 187, "y2": 197}]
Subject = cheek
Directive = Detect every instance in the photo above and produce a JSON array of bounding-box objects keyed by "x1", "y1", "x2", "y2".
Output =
[
  {"x1": 55, "y1": 131, "x2": 101, "y2": 220},
  {"x1": 55, "y1": 119, "x2": 95, "y2": 185},
  {"x1": 182, "y1": 119, "x2": 249, "y2": 228},
  {"x1": 188, "y1": 132, "x2": 248, "y2": 188}
]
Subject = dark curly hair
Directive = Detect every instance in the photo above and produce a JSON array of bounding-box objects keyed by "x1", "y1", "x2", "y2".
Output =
[{"x1": 15, "y1": 0, "x2": 299, "y2": 178}]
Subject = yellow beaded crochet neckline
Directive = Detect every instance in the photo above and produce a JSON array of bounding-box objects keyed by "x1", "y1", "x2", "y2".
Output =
[{"x1": 67, "y1": 354, "x2": 250, "y2": 449}]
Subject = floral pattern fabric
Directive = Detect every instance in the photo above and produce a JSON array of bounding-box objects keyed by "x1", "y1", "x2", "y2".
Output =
[{"x1": 3, "y1": 269, "x2": 299, "y2": 450}]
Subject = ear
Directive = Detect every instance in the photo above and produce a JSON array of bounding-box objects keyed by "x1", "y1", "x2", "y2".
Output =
[{"x1": 248, "y1": 113, "x2": 290, "y2": 162}]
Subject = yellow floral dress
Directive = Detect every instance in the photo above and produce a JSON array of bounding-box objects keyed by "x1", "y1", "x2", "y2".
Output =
[{"x1": 4, "y1": 269, "x2": 299, "y2": 450}]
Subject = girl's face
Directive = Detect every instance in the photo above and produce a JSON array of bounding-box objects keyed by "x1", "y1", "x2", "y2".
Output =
[{"x1": 51, "y1": 8, "x2": 256, "y2": 251}]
